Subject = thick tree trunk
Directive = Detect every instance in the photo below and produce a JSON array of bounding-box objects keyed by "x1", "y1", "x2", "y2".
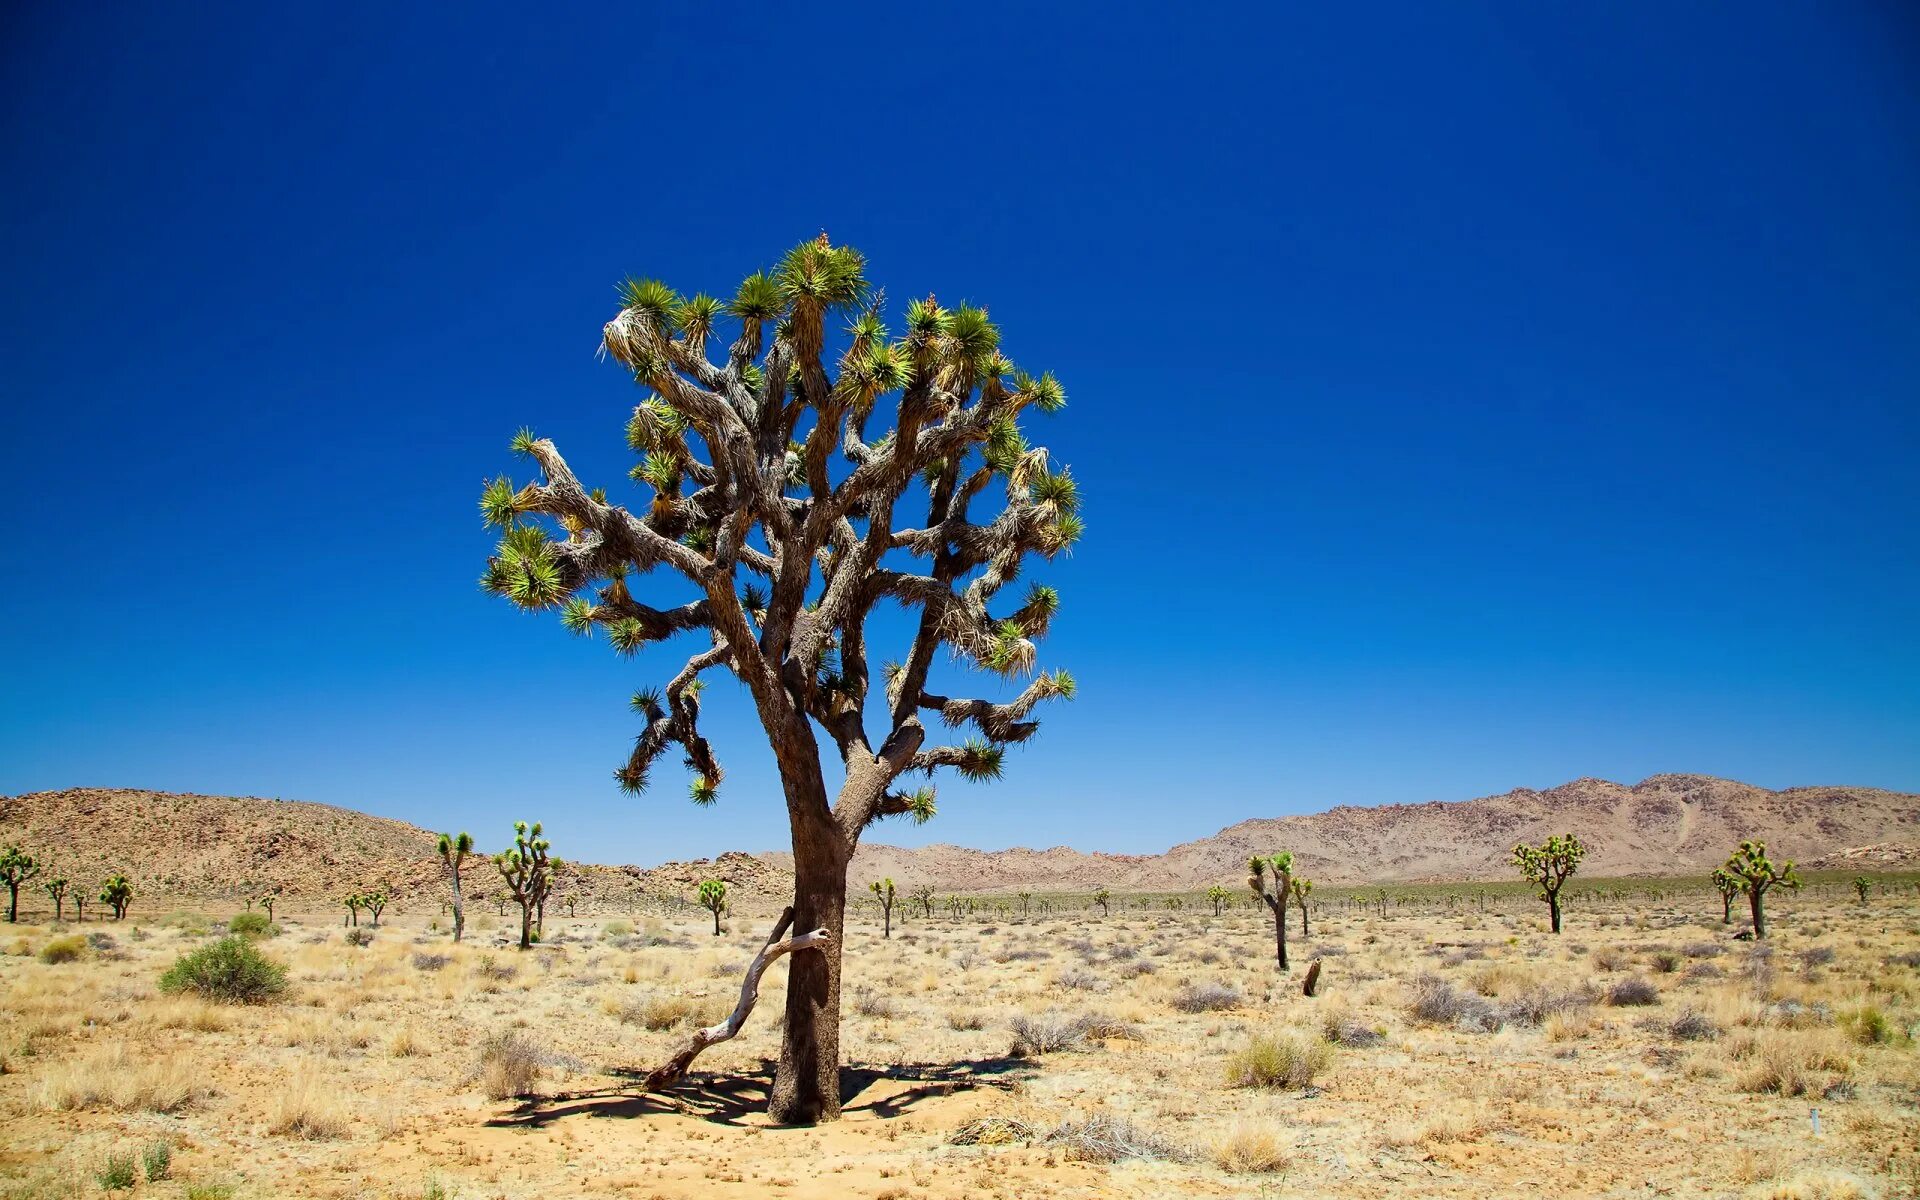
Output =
[
  {"x1": 518, "y1": 900, "x2": 533, "y2": 949},
  {"x1": 768, "y1": 804, "x2": 849, "y2": 1125},
  {"x1": 1720, "y1": 893, "x2": 1731, "y2": 924},
  {"x1": 1267, "y1": 896, "x2": 1289, "y2": 969},
  {"x1": 1548, "y1": 894, "x2": 1562, "y2": 934},
  {"x1": 1749, "y1": 888, "x2": 1766, "y2": 939},
  {"x1": 6, "y1": 883, "x2": 18, "y2": 923}
]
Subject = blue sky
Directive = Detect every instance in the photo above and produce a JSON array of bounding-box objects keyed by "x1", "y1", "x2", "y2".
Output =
[{"x1": 3, "y1": 3, "x2": 1916, "y2": 865}]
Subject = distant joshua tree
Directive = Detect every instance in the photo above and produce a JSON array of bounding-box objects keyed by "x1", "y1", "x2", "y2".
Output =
[
  {"x1": 870, "y1": 879, "x2": 897, "y2": 938},
  {"x1": 438, "y1": 832, "x2": 474, "y2": 943},
  {"x1": 494, "y1": 821, "x2": 553, "y2": 950},
  {"x1": 257, "y1": 894, "x2": 277, "y2": 922},
  {"x1": 361, "y1": 890, "x2": 388, "y2": 926},
  {"x1": 100, "y1": 874, "x2": 134, "y2": 921},
  {"x1": 476, "y1": 236, "x2": 1080, "y2": 1123},
  {"x1": 1092, "y1": 887, "x2": 1111, "y2": 916},
  {"x1": 1724, "y1": 841, "x2": 1798, "y2": 939},
  {"x1": 1, "y1": 846, "x2": 41, "y2": 923},
  {"x1": 1205, "y1": 885, "x2": 1230, "y2": 917},
  {"x1": 910, "y1": 884, "x2": 936, "y2": 919},
  {"x1": 45, "y1": 877, "x2": 69, "y2": 923},
  {"x1": 343, "y1": 894, "x2": 363, "y2": 927},
  {"x1": 1852, "y1": 876, "x2": 1872, "y2": 904},
  {"x1": 698, "y1": 879, "x2": 729, "y2": 936},
  {"x1": 1290, "y1": 877, "x2": 1314, "y2": 937},
  {"x1": 1247, "y1": 852, "x2": 1296, "y2": 970},
  {"x1": 1017, "y1": 891, "x2": 1032, "y2": 918},
  {"x1": 1511, "y1": 833, "x2": 1586, "y2": 934}
]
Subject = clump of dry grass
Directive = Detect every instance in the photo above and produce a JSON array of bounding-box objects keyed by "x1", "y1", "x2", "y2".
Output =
[
  {"x1": 1044, "y1": 1112, "x2": 1183, "y2": 1163},
  {"x1": 1010, "y1": 1011, "x2": 1103, "y2": 1055},
  {"x1": 36, "y1": 1045, "x2": 203, "y2": 1113},
  {"x1": 476, "y1": 1030, "x2": 546, "y2": 1099},
  {"x1": 1604, "y1": 976, "x2": 1660, "y2": 1006},
  {"x1": 1170, "y1": 981, "x2": 1241, "y2": 1013},
  {"x1": 37, "y1": 936, "x2": 86, "y2": 964},
  {"x1": 267, "y1": 1072, "x2": 353, "y2": 1139},
  {"x1": 1225, "y1": 1034, "x2": 1331, "y2": 1089},
  {"x1": 1210, "y1": 1120, "x2": 1292, "y2": 1175},
  {"x1": 1408, "y1": 973, "x2": 1500, "y2": 1031}
]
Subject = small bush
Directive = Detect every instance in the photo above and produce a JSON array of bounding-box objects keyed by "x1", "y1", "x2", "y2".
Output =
[
  {"x1": 95, "y1": 1153, "x2": 137, "y2": 1191},
  {"x1": 1681, "y1": 941, "x2": 1723, "y2": 959},
  {"x1": 477, "y1": 1030, "x2": 546, "y2": 1099},
  {"x1": 1056, "y1": 967, "x2": 1102, "y2": 992},
  {"x1": 1225, "y1": 1034, "x2": 1331, "y2": 1089},
  {"x1": 601, "y1": 920, "x2": 634, "y2": 938},
  {"x1": 141, "y1": 1141, "x2": 172, "y2": 1182},
  {"x1": 1669, "y1": 1010, "x2": 1721, "y2": 1041},
  {"x1": 1648, "y1": 950, "x2": 1682, "y2": 974},
  {"x1": 86, "y1": 931, "x2": 117, "y2": 952},
  {"x1": 1044, "y1": 1113, "x2": 1182, "y2": 1163},
  {"x1": 38, "y1": 935, "x2": 86, "y2": 964},
  {"x1": 1500, "y1": 986, "x2": 1594, "y2": 1027},
  {"x1": 185, "y1": 1186, "x2": 236, "y2": 1200},
  {"x1": 1799, "y1": 946, "x2": 1837, "y2": 970},
  {"x1": 411, "y1": 952, "x2": 451, "y2": 972},
  {"x1": 1604, "y1": 977, "x2": 1659, "y2": 1007},
  {"x1": 1170, "y1": 982, "x2": 1241, "y2": 1013},
  {"x1": 1211, "y1": 1121, "x2": 1292, "y2": 1174},
  {"x1": 1408, "y1": 974, "x2": 1501, "y2": 1031},
  {"x1": 227, "y1": 911, "x2": 275, "y2": 938},
  {"x1": 1010, "y1": 1012, "x2": 1091, "y2": 1055},
  {"x1": 947, "y1": 1009, "x2": 985, "y2": 1031},
  {"x1": 344, "y1": 928, "x2": 374, "y2": 948},
  {"x1": 1590, "y1": 946, "x2": 1627, "y2": 972},
  {"x1": 1840, "y1": 1005, "x2": 1892, "y2": 1046},
  {"x1": 1320, "y1": 1012, "x2": 1385, "y2": 1048},
  {"x1": 158, "y1": 935, "x2": 288, "y2": 1004}
]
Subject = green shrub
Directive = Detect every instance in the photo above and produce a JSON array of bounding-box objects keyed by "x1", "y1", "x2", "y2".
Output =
[
  {"x1": 1842, "y1": 1005, "x2": 1892, "y2": 1046},
  {"x1": 95, "y1": 1152, "x2": 137, "y2": 1190},
  {"x1": 157, "y1": 911, "x2": 211, "y2": 935},
  {"x1": 158, "y1": 935, "x2": 289, "y2": 1004},
  {"x1": 38, "y1": 935, "x2": 86, "y2": 964},
  {"x1": 228, "y1": 911, "x2": 276, "y2": 938},
  {"x1": 1225, "y1": 1034, "x2": 1331, "y2": 1089},
  {"x1": 141, "y1": 1140, "x2": 172, "y2": 1182}
]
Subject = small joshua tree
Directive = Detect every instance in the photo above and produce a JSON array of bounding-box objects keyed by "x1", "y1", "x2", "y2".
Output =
[
  {"x1": 1710, "y1": 867, "x2": 1742, "y2": 924},
  {"x1": 697, "y1": 879, "x2": 728, "y2": 935},
  {"x1": 45, "y1": 877, "x2": 69, "y2": 923},
  {"x1": 257, "y1": 894, "x2": 276, "y2": 922},
  {"x1": 1017, "y1": 891, "x2": 1032, "y2": 918},
  {"x1": 1206, "y1": 884, "x2": 1230, "y2": 917},
  {"x1": 1511, "y1": 833, "x2": 1585, "y2": 934},
  {"x1": 1247, "y1": 852, "x2": 1295, "y2": 970},
  {"x1": 1092, "y1": 887, "x2": 1111, "y2": 916},
  {"x1": 1, "y1": 846, "x2": 42, "y2": 923},
  {"x1": 1852, "y1": 876, "x2": 1871, "y2": 904},
  {"x1": 870, "y1": 879, "x2": 897, "y2": 938},
  {"x1": 343, "y1": 894, "x2": 362, "y2": 927},
  {"x1": 362, "y1": 890, "x2": 388, "y2": 926},
  {"x1": 494, "y1": 822, "x2": 552, "y2": 950},
  {"x1": 438, "y1": 832, "x2": 474, "y2": 943},
  {"x1": 1290, "y1": 876, "x2": 1314, "y2": 937},
  {"x1": 910, "y1": 884, "x2": 935, "y2": 919},
  {"x1": 1725, "y1": 840, "x2": 1798, "y2": 939},
  {"x1": 100, "y1": 875, "x2": 134, "y2": 921}
]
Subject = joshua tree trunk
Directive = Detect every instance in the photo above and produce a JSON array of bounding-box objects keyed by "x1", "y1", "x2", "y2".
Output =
[
  {"x1": 449, "y1": 873, "x2": 466, "y2": 943},
  {"x1": 712, "y1": 906, "x2": 723, "y2": 936},
  {"x1": 518, "y1": 899, "x2": 534, "y2": 950},
  {"x1": 5, "y1": 883, "x2": 17, "y2": 923},
  {"x1": 1720, "y1": 893, "x2": 1732, "y2": 924},
  {"x1": 1748, "y1": 888, "x2": 1766, "y2": 939},
  {"x1": 769, "y1": 797, "x2": 849, "y2": 1125},
  {"x1": 1547, "y1": 892, "x2": 1562, "y2": 935},
  {"x1": 1297, "y1": 899, "x2": 1309, "y2": 938}
]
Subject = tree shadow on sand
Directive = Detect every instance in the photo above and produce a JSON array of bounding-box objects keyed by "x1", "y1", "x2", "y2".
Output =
[{"x1": 487, "y1": 1056, "x2": 1035, "y2": 1129}]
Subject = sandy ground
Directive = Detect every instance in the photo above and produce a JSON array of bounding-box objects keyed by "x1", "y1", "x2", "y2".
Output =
[{"x1": 1, "y1": 885, "x2": 1916, "y2": 1199}]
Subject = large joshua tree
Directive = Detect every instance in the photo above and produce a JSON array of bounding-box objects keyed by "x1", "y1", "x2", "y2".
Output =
[
  {"x1": 1511, "y1": 833, "x2": 1585, "y2": 934},
  {"x1": 438, "y1": 832, "x2": 474, "y2": 942},
  {"x1": 1248, "y1": 853, "x2": 1295, "y2": 969},
  {"x1": 477, "y1": 237, "x2": 1079, "y2": 1123},
  {"x1": 1724, "y1": 840, "x2": 1798, "y2": 939}
]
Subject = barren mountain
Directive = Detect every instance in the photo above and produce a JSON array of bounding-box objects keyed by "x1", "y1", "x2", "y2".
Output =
[
  {"x1": 3, "y1": 775, "x2": 1914, "y2": 910},
  {"x1": 0, "y1": 788, "x2": 788, "y2": 911},
  {"x1": 786, "y1": 774, "x2": 1920, "y2": 892}
]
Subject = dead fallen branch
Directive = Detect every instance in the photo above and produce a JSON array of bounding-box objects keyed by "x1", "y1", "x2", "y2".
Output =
[{"x1": 638, "y1": 907, "x2": 830, "y2": 1092}]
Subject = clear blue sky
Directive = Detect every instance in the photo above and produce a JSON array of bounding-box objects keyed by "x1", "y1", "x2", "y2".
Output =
[{"x1": 3, "y1": 4, "x2": 1916, "y2": 865}]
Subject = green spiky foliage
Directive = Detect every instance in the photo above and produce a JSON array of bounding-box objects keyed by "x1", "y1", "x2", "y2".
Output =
[
  {"x1": 0, "y1": 845, "x2": 41, "y2": 924},
  {"x1": 44, "y1": 876, "x2": 69, "y2": 922},
  {"x1": 697, "y1": 878, "x2": 728, "y2": 936},
  {"x1": 1289, "y1": 877, "x2": 1315, "y2": 937},
  {"x1": 438, "y1": 831, "x2": 475, "y2": 943},
  {"x1": 99, "y1": 874, "x2": 134, "y2": 921},
  {"x1": 1724, "y1": 840, "x2": 1799, "y2": 939},
  {"x1": 1709, "y1": 867, "x2": 1744, "y2": 924},
  {"x1": 342, "y1": 893, "x2": 363, "y2": 927},
  {"x1": 360, "y1": 889, "x2": 388, "y2": 926},
  {"x1": 910, "y1": 883, "x2": 936, "y2": 919},
  {"x1": 477, "y1": 237, "x2": 1083, "y2": 1125},
  {"x1": 1510, "y1": 833, "x2": 1586, "y2": 934},
  {"x1": 256, "y1": 894, "x2": 277, "y2": 922},
  {"x1": 869, "y1": 878, "x2": 897, "y2": 938},
  {"x1": 494, "y1": 821, "x2": 553, "y2": 950},
  {"x1": 1852, "y1": 876, "x2": 1872, "y2": 904},
  {"x1": 1092, "y1": 887, "x2": 1111, "y2": 916},
  {"x1": 1247, "y1": 853, "x2": 1296, "y2": 970},
  {"x1": 1206, "y1": 884, "x2": 1231, "y2": 917}
]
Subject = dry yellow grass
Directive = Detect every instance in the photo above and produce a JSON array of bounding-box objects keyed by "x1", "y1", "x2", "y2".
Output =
[{"x1": 0, "y1": 885, "x2": 1913, "y2": 1197}]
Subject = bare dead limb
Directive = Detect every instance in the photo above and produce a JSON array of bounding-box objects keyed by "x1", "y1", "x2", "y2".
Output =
[{"x1": 639, "y1": 907, "x2": 831, "y2": 1092}]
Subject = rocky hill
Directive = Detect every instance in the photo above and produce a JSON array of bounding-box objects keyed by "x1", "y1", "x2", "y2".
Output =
[
  {"x1": 0, "y1": 788, "x2": 788, "y2": 912},
  {"x1": 4, "y1": 776, "x2": 1915, "y2": 910},
  {"x1": 809, "y1": 775, "x2": 1920, "y2": 891}
]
